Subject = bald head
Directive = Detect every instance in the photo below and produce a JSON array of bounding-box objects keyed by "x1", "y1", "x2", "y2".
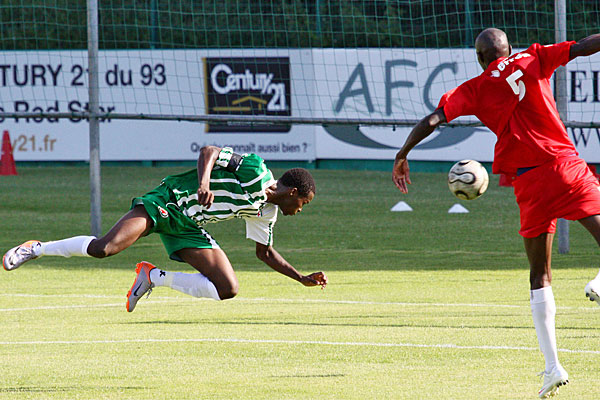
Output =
[{"x1": 475, "y1": 28, "x2": 511, "y2": 70}]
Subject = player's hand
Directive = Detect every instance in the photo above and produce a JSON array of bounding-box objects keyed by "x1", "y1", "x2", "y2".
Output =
[
  {"x1": 301, "y1": 272, "x2": 328, "y2": 289},
  {"x1": 197, "y1": 184, "x2": 215, "y2": 208},
  {"x1": 392, "y1": 158, "x2": 411, "y2": 193}
]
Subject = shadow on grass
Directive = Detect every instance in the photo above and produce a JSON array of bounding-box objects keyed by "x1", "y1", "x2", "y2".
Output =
[
  {"x1": 125, "y1": 318, "x2": 580, "y2": 332},
  {"x1": 116, "y1": 314, "x2": 600, "y2": 332},
  {"x1": 270, "y1": 374, "x2": 346, "y2": 378}
]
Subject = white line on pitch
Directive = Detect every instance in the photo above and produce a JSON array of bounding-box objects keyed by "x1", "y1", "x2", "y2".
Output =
[
  {"x1": 0, "y1": 293, "x2": 530, "y2": 307},
  {"x1": 0, "y1": 298, "x2": 525, "y2": 312},
  {"x1": 0, "y1": 299, "x2": 182, "y2": 312},
  {"x1": 0, "y1": 295, "x2": 595, "y2": 312},
  {"x1": 0, "y1": 337, "x2": 597, "y2": 355}
]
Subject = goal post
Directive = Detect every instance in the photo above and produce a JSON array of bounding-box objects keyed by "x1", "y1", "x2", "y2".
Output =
[
  {"x1": 87, "y1": 0, "x2": 101, "y2": 237},
  {"x1": 554, "y1": 0, "x2": 569, "y2": 254}
]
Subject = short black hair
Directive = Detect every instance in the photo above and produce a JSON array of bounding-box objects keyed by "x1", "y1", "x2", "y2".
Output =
[{"x1": 279, "y1": 168, "x2": 316, "y2": 197}]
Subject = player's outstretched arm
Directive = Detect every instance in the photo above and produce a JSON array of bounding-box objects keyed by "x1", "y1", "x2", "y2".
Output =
[
  {"x1": 392, "y1": 109, "x2": 446, "y2": 193},
  {"x1": 196, "y1": 145, "x2": 221, "y2": 208},
  {"x1": 255, "y1": 242, "x2": 328, "y2": 288},
  {"x1": 570, "y1": 33, "x2": 600, "y2": 59}
]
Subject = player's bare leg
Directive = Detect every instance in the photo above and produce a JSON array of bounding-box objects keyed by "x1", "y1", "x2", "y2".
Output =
[
  {"x1": 524, "y1": 233, "x2": 553, "y2": 290},
  {"x1": 579, "y1": 214, "x2": 600, "y2": 304},
  {"x1": 127, "y1": 248, "x2": 238, "y2": 312},
  {"x1": 524, "y1": 233, "x2": 568, "y2": 398},
  {"x1": 87, "y1": 205, "x2": 153, "y2": 258},
  {"x1": 174, "y1": 247, "x2": 239, "y2": 299},
  {"x1": 3, "y1": 206, "x2": 152, "y2": 270},
  {"x1": 578, "y1": 214, "x2": 600, "y2": 245},
  {"x1": 128, "y1": 247, "x2": 238, "y2": 312}
]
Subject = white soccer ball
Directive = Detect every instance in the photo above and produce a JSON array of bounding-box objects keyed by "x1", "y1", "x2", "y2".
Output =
[{"x1": 448, "y1": 160, "x2": 489, "y2": 200}]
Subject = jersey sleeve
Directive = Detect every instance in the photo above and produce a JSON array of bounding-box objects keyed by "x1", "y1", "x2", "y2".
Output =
[
  {"x1": 245, "y1": 203, "x2": 278, "y2": 245},
  {"x1": 531, "y1": 41, "x2": 575, "y2": 79},
  {"x1": 234, "y1": 153, "x2": 276, "y2": 201},
  {"x1": 436, "y1": 81, "x2": 477, "y2": 122}
]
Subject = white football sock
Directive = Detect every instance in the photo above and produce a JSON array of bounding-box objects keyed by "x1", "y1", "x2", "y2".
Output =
[
  {"x1": 150, "y1": 268, "x2": 220, "y2": 300},
  {"x1": 530, "y1": 286, "x2": 560, "y2": 372},
  {"x1": 39, "y1": 236, "x2": 95, "y2": 258}
]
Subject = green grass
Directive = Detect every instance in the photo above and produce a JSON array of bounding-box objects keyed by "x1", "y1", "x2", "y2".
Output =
[{"x1": 0, "y1": 166, "x2": 599, "y2": 399}]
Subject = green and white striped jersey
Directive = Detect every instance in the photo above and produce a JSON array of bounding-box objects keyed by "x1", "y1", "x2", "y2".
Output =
[{"x1": 161, "y1": 149, "x2": 278, "y2": 245}]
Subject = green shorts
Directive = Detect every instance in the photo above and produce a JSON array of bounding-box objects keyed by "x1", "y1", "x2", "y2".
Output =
[{"x1": 131, "y1": 183, "x2": 220, "y2": 262}]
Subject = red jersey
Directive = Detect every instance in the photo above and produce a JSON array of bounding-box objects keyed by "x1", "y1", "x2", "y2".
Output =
[{"x1": 437, "y1": 41, "x2": 577, "y2": 175}]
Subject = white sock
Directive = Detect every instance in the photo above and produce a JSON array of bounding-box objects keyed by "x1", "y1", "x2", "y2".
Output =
[
  {"x1": 530, "y1": 286, "x2": 560, "y2": 372},
  {"x1": 39, "y1": 236, "x2": 95, "y2": 258},
  {"x1": 150, "y1": 268, "x2": 220, "y2": 300}
]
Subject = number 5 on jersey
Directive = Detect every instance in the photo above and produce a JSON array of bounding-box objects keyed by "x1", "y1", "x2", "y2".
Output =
[{"x1": 506, "y1": 69, "x2": 526, "y2": 101}]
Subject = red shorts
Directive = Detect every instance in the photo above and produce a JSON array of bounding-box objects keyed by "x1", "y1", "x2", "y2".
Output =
[{"x1": 513, "y1": 155, "x2": 600, "y2": 238}]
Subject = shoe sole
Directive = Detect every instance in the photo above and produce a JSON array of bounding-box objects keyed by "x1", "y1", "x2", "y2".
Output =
[
  {"x1": 126, "y1": 261, "x2": 155, "y2": 312},
  {"x1": 539, "y1": 379, "x2": 569, "y2": 398},
  {"x1": 586, "y1": 289, "x2": 600, "y2": 304},
  {"x1": 2, "y1": 252, "x2": 10, "y2": 271}
]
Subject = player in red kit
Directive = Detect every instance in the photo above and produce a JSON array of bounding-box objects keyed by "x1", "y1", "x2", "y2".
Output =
[{"x1": 392, "y1": 28, "x2": 600, "y2": 398}]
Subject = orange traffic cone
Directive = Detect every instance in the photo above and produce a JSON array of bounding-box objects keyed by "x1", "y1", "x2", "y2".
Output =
[{"x1": 0, "y1": 130, "x2": 17, "y2": 175}]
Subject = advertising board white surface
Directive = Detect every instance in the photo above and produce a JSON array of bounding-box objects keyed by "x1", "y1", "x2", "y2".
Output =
[
  {"x1": 1, "y1": 48, "x2": 599, "y2": 162},
  {"x1": 0, "y1": 49, "x2": 316, "y2": 161},
  {"x1": 315, "y1": 48, "x2": 600, "y2": 162}
]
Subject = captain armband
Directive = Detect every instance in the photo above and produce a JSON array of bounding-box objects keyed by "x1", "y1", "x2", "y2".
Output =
[{"x1": 215, "y1": 147, "x2": 243, "y2": 172}]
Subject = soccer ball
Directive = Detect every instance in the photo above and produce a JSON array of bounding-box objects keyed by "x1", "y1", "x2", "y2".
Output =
[{"x1": 448, "y1": 160, "x2": 489, "y2": 200}]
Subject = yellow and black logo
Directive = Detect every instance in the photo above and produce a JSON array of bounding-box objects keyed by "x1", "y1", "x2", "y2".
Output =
[{"x1": 204, "y1": 57, "x2": 291, "y2": 133}]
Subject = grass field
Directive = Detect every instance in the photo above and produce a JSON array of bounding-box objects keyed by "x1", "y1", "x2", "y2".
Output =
[{"x1": 1, "y1": 166, "x2": 599, "y2": 399}]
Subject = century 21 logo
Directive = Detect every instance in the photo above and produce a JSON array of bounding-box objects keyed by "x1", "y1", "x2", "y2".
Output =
[{"x1": 205, "y1": 57, "x2": 291, "y2": 133}]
